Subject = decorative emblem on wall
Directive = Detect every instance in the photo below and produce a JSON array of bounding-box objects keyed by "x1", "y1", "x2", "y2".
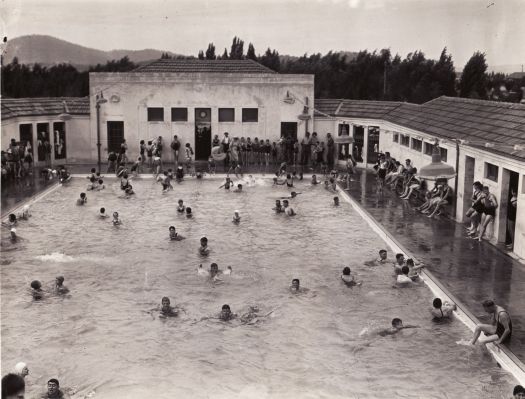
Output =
[
  {"x1": 199, "y1": 110, "x2": 207, "y2": 118},
  {"x1": 110, "y1": 95, "x2": 120, "y2": 103}
]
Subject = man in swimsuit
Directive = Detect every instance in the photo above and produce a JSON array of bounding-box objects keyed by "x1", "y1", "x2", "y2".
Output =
[
  {"x1": 177, "y1": 199, "x2": 185, "y2": 213},
  {"x1": 76, "y1": 193, "x2": 87, "y2": 205},
  {"x1": 30, "y1": 280, "x2": 44, "y2": 300},
  {"x1": 282, "y1": 200, "x2": 296, "y2": 216},
  {"x1": 290, "y1": 278, "x2": 301, "y2": 293},
  {"x1": 159, "y1": 297, "x2": 179, "y2": 318},
  {"x1": 2, "y1": 373, "x2": 25, "y2": 399},
  {"x1": 393, "y1": 253, "x2": 406, "y2": 274},
  {"x1": 513, "y1": 385, "x2": 525, "y2": 399},
  {"x1": 169, "y1": 226, "x2": 185, "y2": 241},
  {"x1": 41, "y1": 378, "x2": 68, "y2": 398},
  {"x1": 378, "y1": 318, "x2": 419, "y2": 336},
  {"x1": 273, "y1": 200, "x2": 284, "y2": 213},
  {"x1": 377, "y1": 249, "x2": 388, "y2": 264},
  {"x1": 232, "y1": 211, "x2": 241, "y2": 224},
  {"x1": 470, "y1": 299, "x2": 512, "y2": 345},
  {"x1": 199, "y1": 237, "x2": 209, "y2": 256},
  {"x1": 430, "y1": 298, "x2": 456, "y2": 321},
  {"x1": 55, "y1": 276, "x2": 69, "y2": 295},
  {"x1": 219, "y1": 304, "x2": 236, "y2": 321},
  {"x1": 333, "y1": 196, "x2": 340, "y2": 206}
]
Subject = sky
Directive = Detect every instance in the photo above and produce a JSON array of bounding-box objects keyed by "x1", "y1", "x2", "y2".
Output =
[{"x1": 1, "y1": 0, "x2": 524, "y2": 68}]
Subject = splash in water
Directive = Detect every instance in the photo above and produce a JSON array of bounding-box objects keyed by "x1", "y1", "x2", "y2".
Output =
[{"x1": 35, "y1": 252, "x2": 75, "y2": 262}]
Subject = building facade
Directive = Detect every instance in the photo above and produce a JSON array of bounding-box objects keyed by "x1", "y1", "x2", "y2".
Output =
[{"x1": 88, "y1": 59, "x2": 314, "y2": 162}]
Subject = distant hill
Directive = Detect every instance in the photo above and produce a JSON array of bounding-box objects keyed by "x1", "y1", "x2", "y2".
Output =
[{"x1": 3, "y1": 35, "x2": 180, "y2": 70}]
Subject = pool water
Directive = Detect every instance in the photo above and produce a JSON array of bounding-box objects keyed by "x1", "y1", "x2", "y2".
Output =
[{"x1": 0, "y1": 177, "x2": 516, "y2": 398}]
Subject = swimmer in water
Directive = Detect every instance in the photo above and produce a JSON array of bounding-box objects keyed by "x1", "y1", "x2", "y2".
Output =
[
  {"x1": 395, "y1": 266, "x2": 414, "y2": 286},
  {"x1": 282, "y1": 200, "x2": 296, "y2": 216},
  {"x1": 377, "y1": 249, "x2": 388, "y2": 264},
  {"x1": 290, "y1": 278, "x2": 301, "y2": 293},
  {"x1": 87, "y1": 168, "x2": 96, "y2": 180},
  {"x1": 185, "y1": 207, "x2": 192, "y2": 218},
  {"x1": 281, "y1": 191, "x2": 301, "y2": 199},
  {"x1": 234, "y1": 184, "x2": 243, "y2": 192},
  {"x1": 311, "y1": 174, "x2": 320, "y2": 185},
  {"x1": 393, "y1": 253, "x2": 406, "y2": 275},
  {"x1": 168, "y1": 226, "x2": 185, "y2": 241},
  {"x1": 10, "y1": 227, "x2": 18, "y2": 242},
  {"x1": 219, "y1": 304, "x2": 236, "y2": 321},
  {"x1": 30, "y1": 280, "x2": 43, "y2": 300},
  {"x1": 341, "y1": 267, "x2": 362, "y2": 286},
  {"x1": 378, "y1": 318, "x2": 419, "y2": 336},
  {"x1": 273, "y1": 200, "x2": 283, "y2": 213},
  {"x1": 158, "y1": 297, "x2": 179, "y2": 318},
  {"x1": 199, "y1": 237, "x2": 209, "y2": 255},
  {"x1": 96, "y1": 179, "x2": 105, "y2": 191},
  {"x1": 4, "y1": 214, "x2": 17, "y2": 227},
  {"x1": 177, "y1": 199, "x2": 185, "y2": 213},
  {"x1": 55, "y1": 276, "x2": 69, "y2": 295},
  {"x1": 76, "y1": 193, "x2": 87, "y2": 205},
  {"x1": 219, "y1": 177, "x2": 232, "y2": 190},
  {"x1": 406, "y1": 258, "x2": 424, "y2": 279},
  {"x1": 14, "y1": 362, "x2": 29, "y2": 379},
  {"x1": 99, "y1": 207, "x2": 109, "y2": 218},
  {"x1": 232, "y1": 210, "x2": 241, "y2": 224},
  {"x1": 87, "y1": 176, "x2": 97, "y2": 191},
  {"x1": 333, "y1": 196, "x2": 340, "y2": 206},
  {"x1": 430, "y1": 298, "x2": 456, "y2": 321},
  {"x1": 18, "y1": 205, "x2": 31, "y2": 220},
  {"x1": 112, "y1": 212, "x2": 122, "y2": 225}
]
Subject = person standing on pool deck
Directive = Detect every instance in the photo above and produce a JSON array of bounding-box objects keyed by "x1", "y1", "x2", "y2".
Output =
[
  {"x1": 473, "y1": 186, "x2": 498, "y2": 242},
  {"x1": 470, "y1": 299, "x2": 512, "y2": 345}
]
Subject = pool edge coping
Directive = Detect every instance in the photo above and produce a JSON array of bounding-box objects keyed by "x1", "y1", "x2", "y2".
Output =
[{"x1": 336, "y1": 183, "x2": 525, "y2": 386}]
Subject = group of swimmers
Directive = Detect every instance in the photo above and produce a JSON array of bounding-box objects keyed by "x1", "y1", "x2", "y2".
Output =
[{"x1": 2, "y1": 205, "x2": 31, "y2": 243}]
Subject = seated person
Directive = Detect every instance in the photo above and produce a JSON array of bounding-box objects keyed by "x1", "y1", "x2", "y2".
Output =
[
  {"x1": 168, "y1": 226, "x2": 184, "y2": 241},
  {"x1": 341, "y1": 267, "x2": 362, "y2": 286},
  {"x1": 232, "y1": 210, "x2": 241, "y2": 224},
  {"x1": 469, "y1": 299, "x2": 512, "y2": 345},
  {"x1": 177, "y1": 199, "x2": 185, "y2": 213},
  {"x1": 199, "y1": 237, "x2": 209, "y2": 255},
  {"x1": 76, "y1": 192, "x2": 87, "y2": 205},
  {"x1": 430, "y1": 298, "x2": 456, "y2": 321},
  {"x1": 378, "y1": 318, "x2": 419, "y2": 336},
  {"x1": 112, "y1": 212, "x2": 122, "y2": 225},
  {"x1": 55, "y1": 276, "x2": 69, "y2": 295}
]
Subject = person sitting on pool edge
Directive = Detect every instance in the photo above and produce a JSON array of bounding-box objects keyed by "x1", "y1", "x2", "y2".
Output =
[
  {"x1": 333, "y1": 196, "x2": 340, "y2": 206},
  {"x1": 76, "y1": 192, "x2": 87, "y2": 205},
  {"x1": 469, "y1": 299, "x2": 512, "y2": 346},
  {"x1": 232, "y1": 210, "x2": 241, "y2": 224},
  {"x1": 378, "y1": 318, "x2": 419, "y2": 336},
  {"x1": 177, "y1": 199, "x2": 185, "y2": 213},
  {"x1": 112, "y1": 212, "x2": 122, "y2": 225},
  {"x1": 169, "y1": 226, "x2": 185, "y2": 241},
  {"x1": 31, "y1": 280, "x2": 44, "y2": 300},
  {"x1": 341, "y1": 267, "x2": 362, "y2": 286},
  {"x1": 199, "y1": 237, "x2": 209, "y2": 256},
  {"x1": 55, "y1": 276, "x2": 69, "y2": 295},
  {"x1": 185, "y1": 207, "x2": 192, "y2": 218},
  {"x1": 282, "y1": 200, "x2": 296, "y2": 216},
  {"x1": 2, "y1": 373, "x2": 25, "y2": 399},
  {"x1": 430, "y1": 298, "x2": 457, "y2": 321},
  {"x1": 99, "y1": 207, "x2": 109, "y2": 218}
]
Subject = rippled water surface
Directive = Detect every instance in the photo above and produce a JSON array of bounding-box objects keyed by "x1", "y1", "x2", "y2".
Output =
[{"x1": 1, "y1": 177, "x2": 515, "y2": 398}]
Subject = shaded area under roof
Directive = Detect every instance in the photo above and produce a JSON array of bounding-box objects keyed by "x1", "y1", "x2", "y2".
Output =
[
  {"x1": 2, "y1": 97, "x2": 90, "y2": 121},
  {"x1": 314, "y1": 96, "x2": 525, "y2": 161},
  {"x1": 132, "y1": 59, "x2": 277, "y2": 74}
]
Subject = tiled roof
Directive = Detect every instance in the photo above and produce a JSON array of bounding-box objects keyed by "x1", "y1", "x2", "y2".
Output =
[
  {"x1": 509, "y1": 72, "x2": 525, "y2": 80},
  {"x1": 314, "y1": 98, "x2": 403, "y2": 119},
  {"x1": 387, "y1": 97, "x2": 525, "y2": 160},
  {"x1": 1, "y1": 97, "x2": 90, "y2": 120},
  {"x1": 132, "y1": 59, "x2": 277, "y2": 74}
]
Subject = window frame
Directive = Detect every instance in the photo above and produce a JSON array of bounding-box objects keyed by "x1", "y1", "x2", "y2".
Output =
[
  {"x1": 218, "y1": 108, "x2": 235, "y2": 123},
  {"x1": 393, "y1": 133, "x2": 399, "y2": 143},
  {"x1": 147, "y1": 107, "x2": 164, "y2": 122},
  {"x1": 400, "y1": 134, "x2": 410, "y2": 147},
  {"x1": 411, "y1": 138, "x2": 422, "y2": 152},
  {"x1": 423, "y1": 142, "x2": 433, "y2": 156},
  {"x1": 485, "y1": 162, "x2": 499, "y2": 182},
  {"x1": 171, "y1": 107, "x2": 188, "y2": 122},
  {"x1": 242, "y1": 108, "x2": 258, "y2": 123}
]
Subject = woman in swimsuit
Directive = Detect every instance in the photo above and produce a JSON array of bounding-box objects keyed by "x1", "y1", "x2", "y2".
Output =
[
  {"x1": 474, "y1": 186, "x2": 498, "y2": 241},
  {"x1": 470, "y1": 299, "x2": 512, "y2": 345}
]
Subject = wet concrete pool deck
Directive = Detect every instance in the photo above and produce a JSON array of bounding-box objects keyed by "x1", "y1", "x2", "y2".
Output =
[{"x1": 343, "y1": 169, "x2": 525, "y2": 365}]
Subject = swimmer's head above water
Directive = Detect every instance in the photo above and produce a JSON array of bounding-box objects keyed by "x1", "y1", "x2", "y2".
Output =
[
  {"x1": 210, "y1": 263, "x2": 219, "y2": 277},
  {"x1": 30, "y1": 280, "x2": 42, "y2": 291},
  {"x1": 433, "y1": 298, "x2": 443, "y2": 309},
  {"x1": 55, "y1": 276, "x2": 64, "y2": 286},
  {"x1": 333, "y1": 196, "x2": 339, "y2": 206},
  {"x1": 291, "y1": 278, "x2": 300, "y2": 292},
  {"x1": 379, "y1": 249, "x2": 387, "y2": 260},
  {"x1": 186, "y1": 207, "x2": 192, "y2": 218},
  {"x1": 391, "y1": 318, "x2": 403, "y2": 329},
  {"x1": 220, "y1": 304, "x2": 233, "y2": 320},
  {"x1": 161, "y1": 296, "x2": 171, "y2": 310},
  {"x1": 342, "y1": 267, "x2": 351, "y2": 276}
]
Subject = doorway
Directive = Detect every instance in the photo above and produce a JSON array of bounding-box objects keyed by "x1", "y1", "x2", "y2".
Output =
[
  {"x1": 367, "y1": 126, "x2": 380, "y2": 164},
  {"x1": 504, "y1": 170, "x2": 519, "y2": 249},
  {"x1": 280, "y1": 122, "x2": 298, "y2": 140},
  {"x1": 195, "y1": 108, "x2": 211, "y2": 160},
  {"x1": 353, "y1": 126, "x2": 364, "y2": 162},
  {"x1": 19, "y1": 124, "x2": 33, "y2": 157},
  {"x1": 107, "y1": 121, "x2": 124, "y2": 154},
  {"x1": 338, "y1": 123, "x2": 350, "y2": 160},
  {"x1": 462, "y1": 156, "x2": 476, "y2": 220},
  {"x1": 53, "y1": 122, "x2": 66, "y2": 160},
  {"x1": 36, "y1": 123, "x2": 50, "y2": 163}
]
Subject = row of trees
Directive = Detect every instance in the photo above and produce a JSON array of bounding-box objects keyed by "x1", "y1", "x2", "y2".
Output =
[{"x1": 2, "y1": 37, "x2": 524, "y2": 103}]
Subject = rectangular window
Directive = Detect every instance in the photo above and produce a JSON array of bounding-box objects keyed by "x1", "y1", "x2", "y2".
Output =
[
  {"x1": 400, "y1": 134, "x2": 410, "y2": 147},
  {"x1": 171, "y1": 108, "x2": 188, "y2": 122},
  {"x1": 147, "y1": 107, "x2": 164, "y2": 122},
  {"x1": 393, "y1": 133, "x2": 399, "y2": 143},
  {"x1": 485, "y1": 162, "x2": 499, "y2": 182},
  {"x1": 411, "y1": 138, "x2": 422, "y2": 152},
  {"x1": 242, "y1": 108, "x2": 258, "y2": 122},
  {"x1": 424, "y1": 142, "x2": 433, "y2": 156},
  {"x1": 440, "y1": 147, "x2": 448, "y2": 162},
  {"x1": 219, "y1": 108, "x2": 235, "y2": 122},
  {"x1": 522, "y1": 175, "x2": 525, "y2": 194}
]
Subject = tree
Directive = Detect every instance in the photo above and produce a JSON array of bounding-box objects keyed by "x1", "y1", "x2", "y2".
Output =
[
  {"x1": 260, "y1": 48, "x2": 280, "y2": 72},
  {"x1": 229, "y1": 36, "x2": 244, "y2": 60},
  {"x1": 247, "y1": 43, "x2": 257, "y2": 61},
  {"x1": 459, "y1": 51, "x2": 488, "y2": 99},
  {"x1": 198, "y1": 50, "x2": 205, "y2": 60},
  {"x1": 431, "y1": 47, "x2": 456, "y2": 97},
  {"x1": 161, "y1": 52, "x2": 172, "y2": 59},
  {"x1": 205, "y1": 43, "x2": 216, "y2": 60},
  {"x1": 221, "y1": 48, "x2": 228, "y2": 59}
]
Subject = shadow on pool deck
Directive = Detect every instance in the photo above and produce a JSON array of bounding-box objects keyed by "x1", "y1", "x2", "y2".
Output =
[
  {"x1": 1, "y1": 172, "x2": 57, "y2": 216},
  {"x1": 344, "y1": 169, "x2": 525, "y2": 363}
]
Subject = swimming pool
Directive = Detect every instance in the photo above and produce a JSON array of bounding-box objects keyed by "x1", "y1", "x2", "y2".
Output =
[{"x1": 0, "y1": 176, "x2": 516, "y2": 398}]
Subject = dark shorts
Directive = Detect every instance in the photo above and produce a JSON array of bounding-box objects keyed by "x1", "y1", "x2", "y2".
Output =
[{"x1": 378, "y1": 169, "x2": 387, "y2": 179}]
